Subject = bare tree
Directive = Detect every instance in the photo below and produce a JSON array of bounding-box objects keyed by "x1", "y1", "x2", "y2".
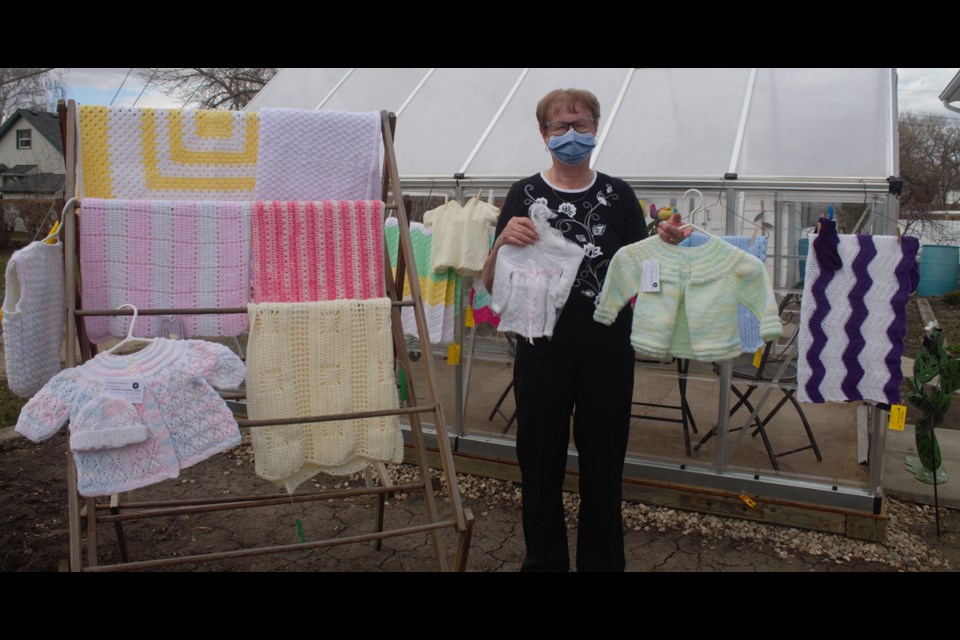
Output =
[
  {"x1": 138, "y1": 68, "x2": 278, "y2": 110},
  {"x1": 0, "y1": 68, "x2": 64, "y2": 123},
  {"x1": 899, "y1": 113, "x2": 960, "y2": 235}
]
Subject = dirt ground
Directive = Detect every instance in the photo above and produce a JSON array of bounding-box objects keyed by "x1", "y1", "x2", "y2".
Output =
[{"x1": 2, "y1": 428, "x2": 958, "y2": 572}]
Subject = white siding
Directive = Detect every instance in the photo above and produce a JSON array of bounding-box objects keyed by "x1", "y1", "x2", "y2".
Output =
[{"x1": 0, "y1": 123, "x2": 63, "y2": 173}]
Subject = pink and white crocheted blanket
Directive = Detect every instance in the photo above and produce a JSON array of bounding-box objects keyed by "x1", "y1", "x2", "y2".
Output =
[
  {"x1": 251, "y1": 200, "x2": 386, "y2": 303},
  {"x1": 80, "y1": 199, "x2": 251, "y2": 342}
]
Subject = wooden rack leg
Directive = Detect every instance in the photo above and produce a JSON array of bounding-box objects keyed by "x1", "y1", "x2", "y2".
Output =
[
  {"x1": 86, "y1": 496, "x2": 98, "y2": 567},
  {"x1": 111, "y1": 494, "x2": 130, "y2": 562},
  {"x1": 364, "y1": 466, "x2": 388, "y2": 551},
  {"x1": 453, "y1": 508, "x2": 475, "y2": 572},
  {"x1": 66, "y1": 453, "x2": 82, "y2": 571},
  {"x1": 388, "y1": 305, "x2": 448, "y2": 571}
]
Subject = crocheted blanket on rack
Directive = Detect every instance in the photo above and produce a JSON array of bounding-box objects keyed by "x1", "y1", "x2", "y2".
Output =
[
  {"x1": 680, "y1": 233, "x2": 769, "y2": 353},
  {"x1": 80, "y1": 199, "x2": 251, "y2": 343},
  {"x1": 384, "y1": 217, "x2": 461, "y2": 345},
  {"x1": 246, "y1": 299, "x2": 403, "y2": 493},
  {"x1": 797, "y1": 219, "x2": 920, "y2": 405},
  {"x1": 77, "y1": 106, "x2": 258, "y2": 200},
  {"x1": 254, "y1": 108, "x2": 381, "y2": 201},
  {"x1": 251, "y1": 200, "x2": 385, "y2": 302},
  {"x1": 3, "y1": 240, "x2": 65, "y2": 397}
]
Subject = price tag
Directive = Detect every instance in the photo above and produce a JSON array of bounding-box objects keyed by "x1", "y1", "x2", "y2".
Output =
[
  {"x1": 642, "y1": 260, "x2": 660, "y2": 293},
  {"x1": 465, "y1": 306, "x2": 475, "y2": 328},
  {"x1": 888, "y1": 404, "x2": 907, "y2": 431},
  {"x1": 752, "y1": 348, "x2": 764, "y2": 368},
  {"x1": 104, "y1": 379, "x2": 144, "y2": 404},
  {"x1": 739, "y1": 493, "x2": 757, "y2": 509},
  {"x1": 447, "y1": 343, "x2": 460, "y2": 365}
]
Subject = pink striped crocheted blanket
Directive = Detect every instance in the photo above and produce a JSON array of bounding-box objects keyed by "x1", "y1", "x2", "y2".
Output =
[
  {"x1": 251, "y1": 201, "x2": 386, "y2": 303},
  {"x1": 80, "y1": 199, "x2": 250, "y2": 343}
]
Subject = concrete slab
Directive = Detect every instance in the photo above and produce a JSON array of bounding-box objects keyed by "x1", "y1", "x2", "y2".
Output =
[{"x1": 883, "y1": 423, "x2": 960, "y2": 509}]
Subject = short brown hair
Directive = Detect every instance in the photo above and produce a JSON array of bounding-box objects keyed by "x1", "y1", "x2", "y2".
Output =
[{"x1": 536, "y1": 89, "x2": 601, "y2": 130}]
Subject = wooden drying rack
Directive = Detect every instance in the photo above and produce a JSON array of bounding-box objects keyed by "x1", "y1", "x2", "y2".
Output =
[{"x1": 58, "y1": 100, "x2": 475, "y2": 571}]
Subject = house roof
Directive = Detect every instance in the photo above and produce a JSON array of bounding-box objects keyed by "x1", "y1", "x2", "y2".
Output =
[
  {"x1": 0, "y1": 172, "x2": 65, "y2": 194},
  {"x1": 2, "y1": 164, "x2": 38, "y2": 175},
  {"x1": 0, "y1": 109, "x2": 63, "y2": 154}
]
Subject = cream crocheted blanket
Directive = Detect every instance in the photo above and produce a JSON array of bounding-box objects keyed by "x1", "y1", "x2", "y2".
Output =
[{"x1": 246, "y1": 299, "x2": 403, "y2": 493}]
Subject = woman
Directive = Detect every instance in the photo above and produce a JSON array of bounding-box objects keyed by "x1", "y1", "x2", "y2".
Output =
[{"x1": 481, "y1": 88, "x2": 688, "y2": 571}]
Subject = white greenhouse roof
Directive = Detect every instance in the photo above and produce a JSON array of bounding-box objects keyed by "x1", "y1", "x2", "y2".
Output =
[{"x1": 247, "y1": 68, "x2": 897, "y2": 187}]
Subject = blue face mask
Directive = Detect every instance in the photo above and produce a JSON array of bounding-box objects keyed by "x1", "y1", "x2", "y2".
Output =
[{"x1": 547, "y1": 129, "x2": 596, "y2": 165}]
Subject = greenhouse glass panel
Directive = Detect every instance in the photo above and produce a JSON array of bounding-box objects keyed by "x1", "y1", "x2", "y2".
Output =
[
  {"x1": 738, "y1": 68, "x2": 894, "y2": 179},
  {"x1": 599, "y1": 68, "x2": 750, "y2": 178}
]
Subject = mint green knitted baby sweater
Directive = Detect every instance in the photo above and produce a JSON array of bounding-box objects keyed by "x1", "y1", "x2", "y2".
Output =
[{"x1": 593, "y1": 235, "x2": 782, "y2": 361}]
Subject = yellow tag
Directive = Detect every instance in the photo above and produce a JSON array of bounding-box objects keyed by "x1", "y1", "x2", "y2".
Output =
[
  {"x1": 888, "y1": 404, "x2": 907, "y2": 431},
  {"x1": 465, "y1": 306, "x2": 475, "y2": 328},
  {"x1": 447, "y1": 343, "x2": 460, "y2": 365},
  {"x1": 44, "y1": 220, "x2": 61, "y2": 244},
  {"x1": 752, "y1": 348, "x2": 763, "y2": 368},
  {"x1": 739, "y1": 494, "x2": 757, "y2": 508}
]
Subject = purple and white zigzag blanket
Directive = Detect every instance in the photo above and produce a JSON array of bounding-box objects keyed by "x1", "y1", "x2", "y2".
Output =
[{"x1": 797, "y1": 219, "x2": 919, "y2": 405}]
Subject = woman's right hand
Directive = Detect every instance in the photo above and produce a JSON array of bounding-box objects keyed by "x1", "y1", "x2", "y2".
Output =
[{"x1": 497, "y1": 216, "x2": 540, "y2": 248}]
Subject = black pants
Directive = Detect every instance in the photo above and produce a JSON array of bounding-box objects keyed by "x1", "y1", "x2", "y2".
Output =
[{"x1": 513, "y1": 310, "x2": 634, "y2": 572}]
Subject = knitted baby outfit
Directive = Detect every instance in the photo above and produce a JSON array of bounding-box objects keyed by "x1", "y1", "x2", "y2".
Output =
[
  {"x1": 79, "y1": 199, "x2": 251, "y2": 343},
  {"x1": 251, "y1": 200, "x2": 385, "y2": 303},
  {"x1": 77, "y1": 106, "x2": 259, "y2": 200},
  {"x1": 384, "y1": 217, "x2": 460, "y2": 345},
  {"x1": 679, "y1": 233, "x2": 770, "y2": 353},
  {"x1": 594, "y1": 235, "x2": 782, "y2": 361},
  {"x1": 423, "y1": 198, "x2": 500, "y2": 276},
  {"x1": 490, "y1": 204, "x2": 585, "y2": 341},
  {"x1": 3, "y1": 239, "x2": 65, "y2": 397},
  {"x1": 254, "y1": 108, "x2": 381, "y2": 201},
  {"x1": 15, "y1": 339, "x2": 245, "y2": 497},
  {"x1": 797, "y1": 219, "x2": 920, "y2": 405},
  {"x1": 246, "y1": 299, "x2": 403, "y2": 493}
]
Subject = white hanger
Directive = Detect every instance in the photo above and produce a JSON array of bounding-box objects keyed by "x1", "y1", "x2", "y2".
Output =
[
  {"x1": 677, "y1": 188, "x2": 711, "y2": 236},
  {"x1": 106, "y1": 304, "x2": 155, "y2": 354}
]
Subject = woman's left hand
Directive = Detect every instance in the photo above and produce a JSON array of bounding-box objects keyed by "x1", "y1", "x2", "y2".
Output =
[{"x1": 657, "y1": 212, "x2": 693, "y2": 245}]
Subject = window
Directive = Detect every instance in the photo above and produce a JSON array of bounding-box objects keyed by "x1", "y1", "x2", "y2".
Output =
[{"x1": 16, "y1": 129, "x2": 31, "y2": 150}]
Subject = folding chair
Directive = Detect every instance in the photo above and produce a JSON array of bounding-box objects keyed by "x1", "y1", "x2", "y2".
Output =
[{"x1": 694, "y1": 292, "x2": 823, "y2": 471}]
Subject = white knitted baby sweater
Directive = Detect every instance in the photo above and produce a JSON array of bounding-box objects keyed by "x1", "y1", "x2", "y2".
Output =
[
  {"x1": 3, "y1": 240, "x2": 65, "y2": 397},
  {"x1": 15, "y1": 339, "x2": 245, "y2": 497},
  {"x1": 246, "y1": 299, "x2": 403, "y2": 493},
  {"x1": 594, "y1": 235, "x2": 782, "y2": 361},
  {"x1": 423, "y1": 198, "x2": 500, "y2": 276},
  {"x1": 490, "y1": 203, "x2": 585, "y2": 341}
]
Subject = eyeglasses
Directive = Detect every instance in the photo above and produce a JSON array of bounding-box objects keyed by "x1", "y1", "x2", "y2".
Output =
[{"x1": 544, "y1": 118, "x2": 595, "y2": 136}]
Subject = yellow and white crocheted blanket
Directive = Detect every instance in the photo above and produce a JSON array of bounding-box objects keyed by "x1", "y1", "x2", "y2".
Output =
[
  {"x1": 246, "y1": 299, "x2": 403, "y2": 493},
  {"x1": 77, "y1": 106, "x2": 259, "y2": 200}
]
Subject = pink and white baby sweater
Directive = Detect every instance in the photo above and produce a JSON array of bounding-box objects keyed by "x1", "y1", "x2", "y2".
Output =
[{"x1": 15, "y1": 339, "x2": 245, "y2": 497}]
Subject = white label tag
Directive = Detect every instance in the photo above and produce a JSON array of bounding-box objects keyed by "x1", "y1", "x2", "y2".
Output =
[
  {"x1": 104, "y1": 379, "x2": 144, "y2": 404},
  {"x1": 642, "y1": 260, "x2": 660, "y2": 293}
]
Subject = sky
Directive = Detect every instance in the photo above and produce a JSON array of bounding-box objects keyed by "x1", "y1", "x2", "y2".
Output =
[{"x1": 58, "y1": 67, "x2": 960, "y2": 117}]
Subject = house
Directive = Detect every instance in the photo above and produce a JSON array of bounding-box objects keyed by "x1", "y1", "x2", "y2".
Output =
[{"x1": 0, "y1": 109, "x2": 65, "y2": 199}]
